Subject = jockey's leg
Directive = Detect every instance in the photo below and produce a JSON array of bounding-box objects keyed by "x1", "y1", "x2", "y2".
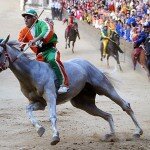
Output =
[
  {"x1": 42, "y1": 48, "x2": 69, "y2": 93},
  {"x1": 103, "y1": 39, "x2": 108, "y2": 57}
]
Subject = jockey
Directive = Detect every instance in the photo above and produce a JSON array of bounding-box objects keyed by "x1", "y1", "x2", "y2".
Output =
[
  {"x1": 64, "y1": 12, "x2": 77, "y2": 36},
  {"x1": 18, "y1": 9, "x2": 69, "y2": 94},
  {"x1": 133, "y1": 21, "x2": 150, "y2": 60},
  {"x1": 134, "y1": 21, "x2": 150, "y2": 48},
  {"x1": 100, "y1": 22, "x2": 112, "y2": 57}
]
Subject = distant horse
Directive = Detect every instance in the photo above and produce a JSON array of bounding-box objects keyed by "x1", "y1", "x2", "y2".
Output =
[
  {"x1": 0, "y1": 35, "x2": 143, "y2": 145},
  {"x1": 131, "y1": 36, "x2": 150, "y2": 79},
  {"x1": 100, "y1": 31, "x2": 124, "y2": 71},
  {"x1": 65, "y1": 22, "x2": 80, "y2": 53}
]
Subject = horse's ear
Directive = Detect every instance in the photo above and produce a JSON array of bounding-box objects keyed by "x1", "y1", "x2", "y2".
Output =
[{"x1": 1, "y1": 34, "x2": 10, "y2": 44}]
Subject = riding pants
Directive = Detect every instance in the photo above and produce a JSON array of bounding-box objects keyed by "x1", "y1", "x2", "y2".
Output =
[
  {"x1": 102, "y1": 39, "x2": 109, "y2": 56},
  {"x1": 42, "y1": 47, "x2": 69, "y2": 87}
]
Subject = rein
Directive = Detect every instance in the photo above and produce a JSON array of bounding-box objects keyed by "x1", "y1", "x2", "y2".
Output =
[{"x1": 0, "y1": 43, "x2": 27, "y2": 71}]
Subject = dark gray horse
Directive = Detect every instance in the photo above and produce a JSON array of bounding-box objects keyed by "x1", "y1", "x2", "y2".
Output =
[
  {"x1": 65, "y1": 22, "x2": 80, "y2": 53},
  {"x1": 0, "y1": 35, "x2": 143, "y2": 145},
  {"x1": 144, "y1": 36, "x2": 150, "y2": 77},
  {"x1": 100, "y1": 31, "x2": 124, "y2": 71}
]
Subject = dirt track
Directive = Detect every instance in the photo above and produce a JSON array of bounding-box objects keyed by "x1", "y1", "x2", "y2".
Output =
[{"x1": 0, "y1": 0, "x2": 150, "y2": 150}]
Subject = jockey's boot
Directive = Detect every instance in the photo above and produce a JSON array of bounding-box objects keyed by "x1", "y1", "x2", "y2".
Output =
[{"x1": 58, "y1": 85, "x2": 69, "y2": 94}]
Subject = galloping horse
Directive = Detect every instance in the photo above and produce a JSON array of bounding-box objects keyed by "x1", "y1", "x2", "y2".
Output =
[
  {"x1": 65, "y1": 22, "x2": 80, "y2": 53},
  {"x1": 0, "y1": 35, "x2": 143, "y2": 145},
  {"x1": 100, "y1": 31, "x2": 124, "y2": 71},
  {"x1": 131, "y1": 36, "x2": 150, "y2": 79}
]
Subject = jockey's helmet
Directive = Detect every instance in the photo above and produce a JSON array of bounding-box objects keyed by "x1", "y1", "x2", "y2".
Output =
[{"x1": 22, "y1": 9, "x2": 38, "y2": 18}]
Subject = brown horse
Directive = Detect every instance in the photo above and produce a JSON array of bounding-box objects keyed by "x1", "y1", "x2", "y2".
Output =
[
  {"x1": 65, "y1": 22, "x2": 80, "y2": 53},
  {"x1": 131, "y1": 37, "x2": 150, "y2": 79}
]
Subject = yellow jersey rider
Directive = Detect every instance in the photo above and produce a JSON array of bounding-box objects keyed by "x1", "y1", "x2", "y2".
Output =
[{"x1": 100, "y1": 22, "x2": 112, "y2": 57}]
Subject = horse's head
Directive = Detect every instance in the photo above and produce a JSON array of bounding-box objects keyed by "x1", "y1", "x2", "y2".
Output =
[
  {"x1": 110, "y1": 31, "x2": 120, "y2": 45},
  {"x1": 0, "y1": 35, "x2": 10, "y2": 72}
]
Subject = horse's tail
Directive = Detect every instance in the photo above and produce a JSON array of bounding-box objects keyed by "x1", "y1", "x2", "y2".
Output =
[{"x1": 101, "y1": 70, "x2": 122, "y2": 89}]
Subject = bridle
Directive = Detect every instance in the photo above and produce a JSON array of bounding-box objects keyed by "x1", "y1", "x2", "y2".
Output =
[
  {"x1": 0, "y1": 44, "x2": 10, "y2": 71},
  {"x1": 0, "y1": 43, "x2": 23, "y2": 71}
]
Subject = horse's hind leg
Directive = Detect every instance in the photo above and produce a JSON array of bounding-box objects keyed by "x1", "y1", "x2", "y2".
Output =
[
  {"x1": 114, "y1": 54, "x2": 123, "y2": 71},
  {"x1": 26, "y1": 102, "x2": 46, "y2": 137},
  {"x1": 70, "y1": 84, "x2": 115, "y2": 140},
  {"x1": 109, "y1": 92, "x2": 143, "y2": 138},
  {"x1": 95, "y1": 79, "x2": 143, "y2": 138}
]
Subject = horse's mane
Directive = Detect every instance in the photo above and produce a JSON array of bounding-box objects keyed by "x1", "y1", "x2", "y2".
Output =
[
  {"x1": 7, "y1": 40, "x2": 21, "y2": 50},
  {"x1": 144, "y1": 36, "x2": 150, "y2": 55},
  {"x1": 6, "y1": 40, "x2": 35, "y2": 59}
]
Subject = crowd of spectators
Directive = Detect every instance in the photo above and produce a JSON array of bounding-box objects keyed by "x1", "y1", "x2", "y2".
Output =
[{"x1": 62, "y1": 0, "x2": 149, "y2": 43}]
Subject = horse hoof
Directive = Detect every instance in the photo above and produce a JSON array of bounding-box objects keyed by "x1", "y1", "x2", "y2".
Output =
[
  {"x1": 133, "y1": 134, "x2": 141, "y2": 139},
  {"x1": 37, "y1": 126, "x2": 45, "y2": 137},
  {"x1": 51, "y1": 136, "x2": 60, "y2": 145},
  {"x1": 104, "y1": 133, "x2": 117, "y2": 142}
]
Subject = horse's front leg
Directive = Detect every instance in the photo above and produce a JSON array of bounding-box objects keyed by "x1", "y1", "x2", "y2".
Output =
[
  {"x1": 72, "y1": 41, "x2": 75, "y2": 53},
  {"x1": 26, "y1": 102, "x2": 46, "y2": 137},
  {"x1": 107, "y1": 55, "x2": 110, "y2": 68},
  {"x1": 78, "y1": 32, "x2": 80, "y2": 39},
  {"x1": 68, "y1": 39, "x2": 70, "y2": 48},
  {"x1": 65, "y1": 37, "x2": 67, "y2": 49},
  {"x1": 43, "y1": 90, "x2": 60, "y2": 145},
  {"x1": 100, "y1": 42, "x2": 103, "y2": 61}
]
